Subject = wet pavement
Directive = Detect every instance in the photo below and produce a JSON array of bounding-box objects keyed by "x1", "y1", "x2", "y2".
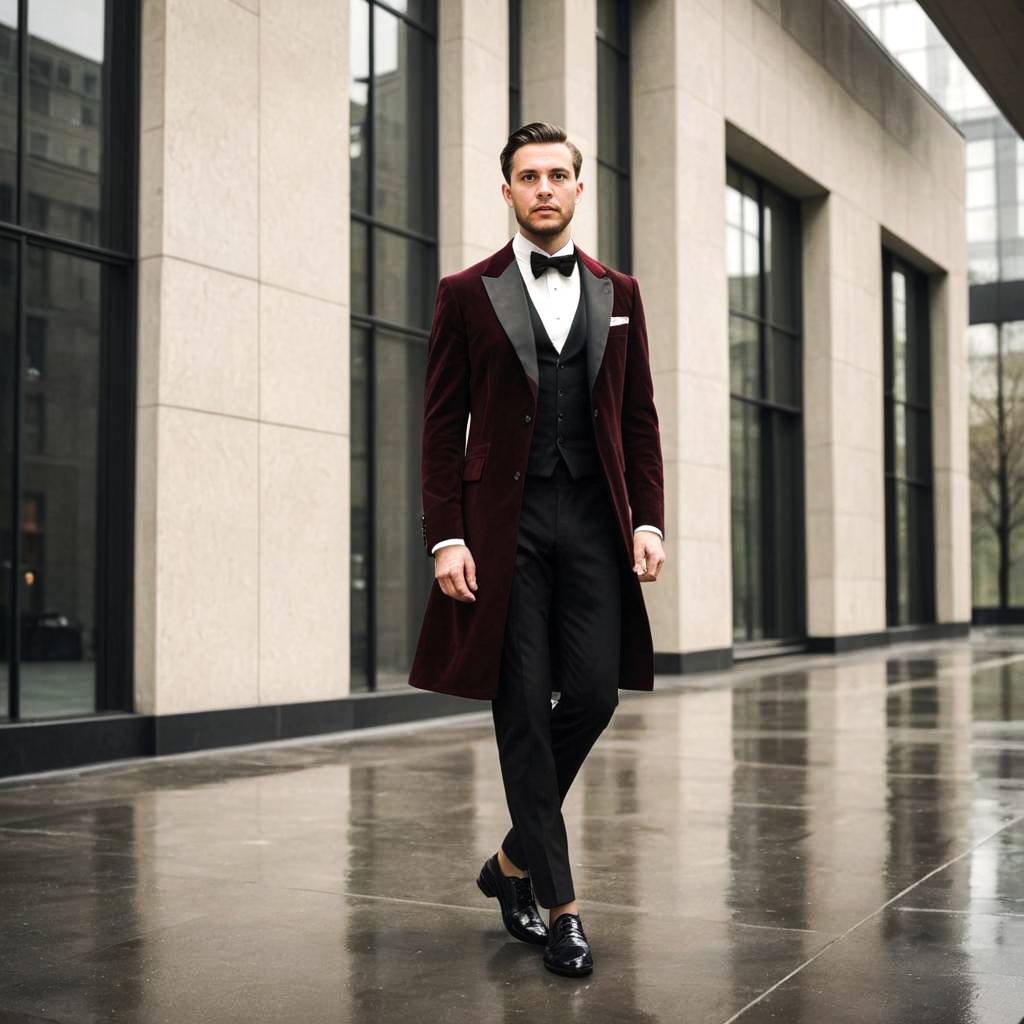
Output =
[{"x1": 2, "y1": 629, "x2": 1024, "y2": 1023}]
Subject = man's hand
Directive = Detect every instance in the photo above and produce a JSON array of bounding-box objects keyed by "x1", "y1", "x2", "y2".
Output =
[
  {"x1": 633, "y1": 532, "x2": 665, "y2": 582},
  {"x1": 435, "y1": 544, "x2": 478, "y2": 602}
]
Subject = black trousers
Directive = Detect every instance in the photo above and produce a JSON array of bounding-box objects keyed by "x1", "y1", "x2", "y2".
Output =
[{"x1": 491, "y1": 458, "x2": 622, "y2": 908}]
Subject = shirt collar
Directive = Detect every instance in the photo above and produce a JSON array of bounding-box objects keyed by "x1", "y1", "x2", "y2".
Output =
[{"x1": 512, "y1": 231, "x2": 576, "y2": 269}]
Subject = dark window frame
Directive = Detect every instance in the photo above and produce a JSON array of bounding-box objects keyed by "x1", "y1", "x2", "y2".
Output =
[
  {"x1": 726, "y1": 159, "x2": 806, "y2": 646},
  {"x1": 883, "y1": 248, "x2": 935, "y2": 626},
  {"x1": 1, "y1": 0, "x2": 139, "y2": 722},
  {"x1": 596, "y1": 0, "x2": 631, "y2": 273},
  {"x1": 508, "y1": 0, "x2": 520, "y2": 132}
]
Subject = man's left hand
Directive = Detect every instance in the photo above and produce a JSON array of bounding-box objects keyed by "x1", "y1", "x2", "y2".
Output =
[{"x1": 632, "y1": 532, "x2": 665, "y2": 582}]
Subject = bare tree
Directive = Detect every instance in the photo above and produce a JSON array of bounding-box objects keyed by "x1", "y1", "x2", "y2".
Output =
[{"x1": 970, "y1": 324, "x2": 1024, "y2": 607}]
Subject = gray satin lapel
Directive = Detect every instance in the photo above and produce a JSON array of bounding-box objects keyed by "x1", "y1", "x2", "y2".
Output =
[
  {"x1": 483, "y1": 261, "x2": 537, "y2": 386},
  {"x1": 581, "y1": 263, "x2": 614, "y2": 394}
]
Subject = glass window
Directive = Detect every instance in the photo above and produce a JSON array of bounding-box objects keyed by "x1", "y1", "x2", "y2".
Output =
[
  {"x1": 350, "y1": 0, "x2": 436, "y2": 693},
  {"x1": 0, "y1": 2, "x2": 138, "y2": 723},
  {"x1": 967, "y1": 167, "x2": 996, "y2": 209},
  {"x1": 968, "y1": 208, "x2": 997, "y2": 243},
  {"x1": 966, "y1": 139, "x2": 995, "y2": 169},
  {"x1": 24, "y1": 0, "x2": 135, "y2": 249},
  {"x1": 970, "y1": 321, "x2": 1024, "y2": 608},
  {"x1": 374, "y1": 330, "x2": 432, "y2": 689},
  {"x1": 371, "y1": 4, "x2": 436, "y2": 237},
  {"x1": 726, "y1": 162, "x2": 804, "y2": 645},
  {"x1": 884, "y1": 251, "x2": 934, "y2": 626},
  {"x1": 18, "y1": 248, "x2": 101, "y2": 717}
]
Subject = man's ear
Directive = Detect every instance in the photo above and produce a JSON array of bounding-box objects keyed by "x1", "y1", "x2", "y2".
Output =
[
  {"x1": 501, "y1": 183, "x2": 514, "y2": 208},
  {"x1": 574, "y1": 180, "x2": 584, "y2": 206}
]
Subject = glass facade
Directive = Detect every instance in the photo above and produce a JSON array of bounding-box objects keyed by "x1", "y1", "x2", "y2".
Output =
[
  {"x1": 596, "y1": 0, "x2": 630, "y2": 272},
  {"x1": 968, "y1": 321, "x2": 1024, "y2": 607},
  {"x1": 349, "y1": 0, "x2": 437, "y2": 692},
  {"x1": 726, "y1": 163, "x2": 805, "y2": 645},
  {"x1": 883, "y1": 250, "x2": 935, "y2": 626},
  {"x1": 846, "y1": 0, "x2": 1024, "y2": 616},
  {"x1": 844, "y1": 0, "x2": 1024, "y2": 287},
  {"x1": 0, "y1": 1, "x2": 137, "y2": 722}
]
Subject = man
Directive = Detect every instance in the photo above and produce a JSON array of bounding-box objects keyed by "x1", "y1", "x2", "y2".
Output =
[{"x1": 409, "y1": 122, "x2": 665, "y2": 977}]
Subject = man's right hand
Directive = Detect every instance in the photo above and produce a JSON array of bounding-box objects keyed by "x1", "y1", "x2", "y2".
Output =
[{"x1": 435, "y1": 544, "x2": 478, "y2": 602}]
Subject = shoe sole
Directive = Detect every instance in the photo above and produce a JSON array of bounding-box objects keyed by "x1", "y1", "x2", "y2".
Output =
[
  {"x1": 476, "y1": 867, "x2": 549, "y2": 947},
  {"x1": 543, "y1": 959, "x2": 594, "y2": 978}
]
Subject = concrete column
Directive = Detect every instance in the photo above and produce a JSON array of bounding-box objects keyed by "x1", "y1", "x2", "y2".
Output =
[
  {"x1": 136, "y1": 0, "x2": 349, "y2": 715},
  {"x1": 631, "y1": 0, "x2": 731, "y2": 661},
  {"x1": 438, "y1": 0, "x2": 510, "y2": 275},
  {"x1": 803, "y1": 194, "x2": 887, "y2": 638},
  {"x1": 519, "y1": 0, "x2": 598, "y2": 254},
  {"x1": 931, "y1": 267, "x2": 972, "y2": 623}
]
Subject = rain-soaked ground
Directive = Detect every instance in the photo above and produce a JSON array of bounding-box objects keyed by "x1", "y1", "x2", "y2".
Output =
[{"x1": 2, "y1": 628, "x2": 1024, "y2": 1023}]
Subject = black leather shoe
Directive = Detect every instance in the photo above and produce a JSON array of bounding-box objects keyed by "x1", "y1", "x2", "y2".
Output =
[
  {"x1": 543, "y1": 913, "x2": 594, "y2": 977},
  {"x1": 476, "y1": 853, "x2": 548, "y2": 946}
]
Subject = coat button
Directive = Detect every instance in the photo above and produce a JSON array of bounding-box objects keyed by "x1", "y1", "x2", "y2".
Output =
[
  {"x1": 593, "y1": 409, "x2": 599, "y2": 418},
  {"x1": 524, "y1": 414, "x2": 531, "y2": 423},
  {"x1": 513, "y1": 471, "x2": 521, "y2": 480}
]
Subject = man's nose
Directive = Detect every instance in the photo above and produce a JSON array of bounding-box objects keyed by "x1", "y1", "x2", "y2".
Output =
[{"x1": 537, "y1": 177, "x2": 553, "y2": 195}]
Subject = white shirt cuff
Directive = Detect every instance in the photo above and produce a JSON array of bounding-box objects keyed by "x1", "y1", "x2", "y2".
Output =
[
  {"x1": 431, "y1": 538, "x2": 466, "y2": 554},
  {"x1": 633, "y1": 525, "x2": 663, "y2": 540}
]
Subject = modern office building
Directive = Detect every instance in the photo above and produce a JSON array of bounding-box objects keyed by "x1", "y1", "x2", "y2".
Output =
[
  {"x1": 844, "y1": 0, "x2": 1024, "y2": 620},
  {"x1": 2, "y1": 0, "x2": 976, "y2": 777}
]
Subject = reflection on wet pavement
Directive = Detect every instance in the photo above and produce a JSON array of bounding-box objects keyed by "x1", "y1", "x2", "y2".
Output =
[{"x1": 2, "y1": 629, "x2": 1024, "y2": 1022}]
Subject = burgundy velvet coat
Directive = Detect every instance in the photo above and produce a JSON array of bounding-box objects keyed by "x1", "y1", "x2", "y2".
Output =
[{"x1": 408, "y1": 240, "x2": 665, "y2": 701}]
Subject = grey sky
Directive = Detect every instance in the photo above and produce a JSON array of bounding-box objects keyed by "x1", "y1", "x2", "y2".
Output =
[{"x1": 0, "y1": 0, "x2": 104, "y2": 63}]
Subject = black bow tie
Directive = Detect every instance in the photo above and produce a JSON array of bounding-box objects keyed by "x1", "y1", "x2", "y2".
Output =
[{"x1": 530, "y1": 250, "x2": 576, "y2": 278}]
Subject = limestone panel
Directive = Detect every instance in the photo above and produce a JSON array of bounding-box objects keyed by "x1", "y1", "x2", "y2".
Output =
[
  {"x1": 439, "y1": 0, "x2": 509, "y2": 275},
  {"x1": 152, "y1": 406, "x2": 260, "y2": 715},
  {"x1": 138, "y1": 126, "x2": 164, "y2": 261},
  {"x1": 519, "y1": 0, "x2": 597, "y2": 253},
  {"x1": 134, "y1": 405, "x2": 159, "y2": 716},
  {"x1": 259, "y1": 0, "x2": 348, "y2": 303},
  {"x1": 259, "y1": 285, "x2": 347, "y2": 434},
  {"x1": 162, "y1": 0, "x2": 259, "y2": 276},
  {"x1": 259, "y1": 425, "x2": 349, "y2": 704},
  {"x1": 146, "y1": 257, "x2": 260, "y2": 418},
  {"x1": 141, "y1": 0, "x2": 165, "y2": 133}
]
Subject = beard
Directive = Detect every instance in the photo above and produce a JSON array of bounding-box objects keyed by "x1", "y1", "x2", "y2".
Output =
[{"x1": 514, "y1": 200, "x2": 574, "y2": 238}]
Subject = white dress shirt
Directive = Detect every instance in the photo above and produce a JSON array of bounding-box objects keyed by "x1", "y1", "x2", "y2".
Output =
[
  {"x1": 511, "y1": 231, "x2": 581, "y2": 353},
  {"x1": 431, "y1": 232, "x2": 663, "y2": 554}
]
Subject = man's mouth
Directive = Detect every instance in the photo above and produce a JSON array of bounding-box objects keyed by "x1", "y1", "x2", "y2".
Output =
[{"x1": 534, "y1": 206, "x2": 558, "y2": 213}]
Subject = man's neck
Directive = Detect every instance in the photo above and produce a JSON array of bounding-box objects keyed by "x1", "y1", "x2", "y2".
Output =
[{"x1": 518, "y1": 227, "x2": 572, "y2": 255}]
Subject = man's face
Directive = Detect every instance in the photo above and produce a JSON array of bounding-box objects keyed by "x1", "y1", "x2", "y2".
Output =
[{"x1": 502, "y1": 142, "x2": 583, "y2": 238}]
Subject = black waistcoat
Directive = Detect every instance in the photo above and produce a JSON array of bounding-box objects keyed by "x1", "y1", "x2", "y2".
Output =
[{"x1": 524, "y1": 279, "x2": 600, "y2": 479}]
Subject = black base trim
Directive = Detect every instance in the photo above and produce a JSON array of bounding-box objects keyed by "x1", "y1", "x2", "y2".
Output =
[
  {"x1": 972, "y1": 607, "x2": 1024, "y2": 625},
  {"x1": 0, "y1": 713, "x2": 153, "y2": 779},
  {"x1": 808, "y1": 621, "x2": 971, "y2": 653},
  {"x1": 0, "y1": 691, "x2": 480, "y2": 780},
  {"x1": 654, "y1": 648, "x2": 734, "y2": 675}
]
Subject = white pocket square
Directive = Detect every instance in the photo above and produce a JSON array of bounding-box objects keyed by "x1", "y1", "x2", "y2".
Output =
[{"x1": 609, "y1": 316, "x2": 629, "y2": 326}]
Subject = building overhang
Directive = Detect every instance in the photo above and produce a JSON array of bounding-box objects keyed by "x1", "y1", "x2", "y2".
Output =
[{"x1": 917, "y1": 0, "x2": 1024, "y2": 134}]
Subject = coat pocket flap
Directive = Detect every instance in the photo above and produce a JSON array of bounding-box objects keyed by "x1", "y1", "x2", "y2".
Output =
[{"x1": 462, "y1": 441, "x2": 490, "y2": 481}]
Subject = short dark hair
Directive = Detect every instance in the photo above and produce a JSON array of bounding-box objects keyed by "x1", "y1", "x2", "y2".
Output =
[{"x1": 500, "y1": 122, "x2": 582, "y2": 184}]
